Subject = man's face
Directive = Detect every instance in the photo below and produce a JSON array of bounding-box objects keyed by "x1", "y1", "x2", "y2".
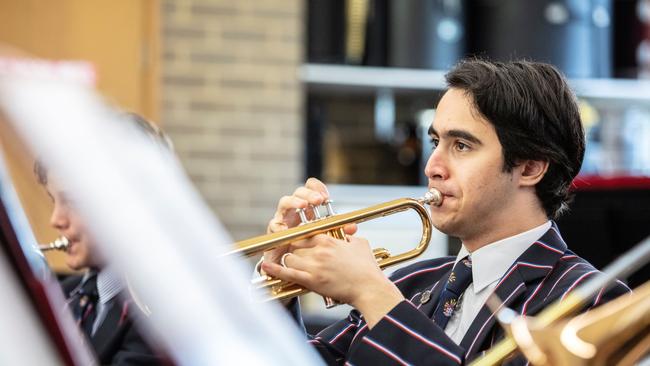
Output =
[
  {"x1": 46, "y1": 181, "x2": 100, "y2": 270},
  {"x1": 425, "y1": 88, "x2": 518, "y2": 241}
]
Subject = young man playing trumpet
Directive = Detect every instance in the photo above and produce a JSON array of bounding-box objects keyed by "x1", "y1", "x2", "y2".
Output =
[{"x1": 261, "y1": 59, "x2": 631, "y2": 365}]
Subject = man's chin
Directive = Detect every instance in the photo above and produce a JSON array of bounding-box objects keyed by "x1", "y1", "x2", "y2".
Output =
[
  {"x1": 65, "y1": 258, "x2": 86, "y2": 272},
  {"x1": 431, "y1": 218, "x2": 460, "y2": 237}
]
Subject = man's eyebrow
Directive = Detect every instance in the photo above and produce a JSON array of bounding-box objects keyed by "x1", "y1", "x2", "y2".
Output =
[
  {"x1": 428, "y1": 125, "x2": 482, "y2": 145},
  {"x1": 446, "y1": 129, "x2": 482, "y2": 145}
]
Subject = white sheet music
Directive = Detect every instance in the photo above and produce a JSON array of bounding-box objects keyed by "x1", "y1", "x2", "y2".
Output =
[{"x1": 0, "y1": 58, "x2": 322, "y2": 365}]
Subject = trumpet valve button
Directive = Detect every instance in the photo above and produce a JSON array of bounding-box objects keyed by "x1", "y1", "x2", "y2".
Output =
[
  {"x1": 324, "y1": 200, "x2": 336, "y2": 217},
  {"x1": 296, "y1": 208, "x2": 309, "y2": 224},
  {"x1": 310, "y1": 204, "x2": 322, "y2": 219}
]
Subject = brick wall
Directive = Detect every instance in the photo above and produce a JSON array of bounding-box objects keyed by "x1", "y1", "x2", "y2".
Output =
[{"x1": 161, "y1": 0, "x2": 304, "y2": 240}]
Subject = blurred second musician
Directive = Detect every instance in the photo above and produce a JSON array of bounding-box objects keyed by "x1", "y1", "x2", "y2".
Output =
[{"x1": 35, "y1": 113, "x2": 168, "y2": 365}]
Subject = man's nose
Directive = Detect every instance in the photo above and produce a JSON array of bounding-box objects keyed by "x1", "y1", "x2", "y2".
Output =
[
  {"x1": 424, "y1": 147, "x2": 449, "y2": 181},
  {"x1": 49, "y1": 203, "x2": 69, "y2": 230}
]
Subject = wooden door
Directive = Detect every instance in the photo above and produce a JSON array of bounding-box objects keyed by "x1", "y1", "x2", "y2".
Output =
[{"x1": 0, "y1": 0, "x2": 159, "y2": 272}]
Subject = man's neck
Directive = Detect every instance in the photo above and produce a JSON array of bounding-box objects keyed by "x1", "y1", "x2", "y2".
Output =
[{"x1": 462, "y1": 211, "x2": 549, "y2": 253}]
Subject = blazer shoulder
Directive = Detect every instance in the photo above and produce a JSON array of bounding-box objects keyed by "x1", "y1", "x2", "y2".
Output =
[
  {"x1": 544, "y1": 252, "x2": 631, "y2": 305},
  {"x1": 551, "y1": 251, "x2": 601, "y2": 277}
]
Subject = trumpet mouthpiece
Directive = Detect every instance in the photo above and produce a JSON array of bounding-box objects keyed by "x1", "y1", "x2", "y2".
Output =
[
  {"x1": 423, "y1": 189, "x2": 443, "y2": 207},
  {"x1": 39, "y1": 236, "x2": 69, "y2": 252}
]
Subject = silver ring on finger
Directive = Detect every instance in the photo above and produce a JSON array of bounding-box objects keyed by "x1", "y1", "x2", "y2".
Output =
[{"x1": 280, "y1": 252, "x2": 292, "y2": 268}]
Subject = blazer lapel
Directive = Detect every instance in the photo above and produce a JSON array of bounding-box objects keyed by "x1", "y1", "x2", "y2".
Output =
[
  {"x1": 90, "y1": 299, "x2": 128, "y2": 358},
  {"x1": 460, "y1": 222, "x2": 567, "y2": 359},
  {"x1": 459, "y1": 267, "x2": 528, "y2": 358},
  {"x1": 417, "y1": 268, "x2": 453, "y2": 318},
  {"x1": 349, "y1": 267, "x2": 452, "y2": 354}
]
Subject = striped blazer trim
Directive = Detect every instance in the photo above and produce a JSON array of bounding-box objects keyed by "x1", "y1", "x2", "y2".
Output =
[
  {"x1": 384, "y1": 315, "x2": 462, "y2": 364},
  {"x1": 466, "y1": 282, "x2": 526, "y2": 355},
  {"x1": 349, "y1": 323, "x2": 368, "y2": 347},
  {"x1": 496, "y1": 262, "x2": 554, "y2": 288},
  {"x1": 542, "y1": 262, "x2": 590, "y2": 302},
  {"x1": 362, "y1": 337, "x2": 412, "y2": 365},
  {"x1": 533, "y1": 240, "x2": 564, "y2": 255},
  {"x1": 393, "y1": 260, "x2": 455, "y2": 285},
  {"x1": 521, "y1": 276, "x2": 548, "y2": 315},
  {"x1": 560, "y1": 270, "x2": 598, "y2": 300},
  {"x1": 330, "y1": 323, "x2": 357, "y2": 344}
]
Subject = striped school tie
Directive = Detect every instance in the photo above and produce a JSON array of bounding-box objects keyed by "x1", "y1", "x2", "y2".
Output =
[
  {"x1": 72, "y1": 273, "x2": 99, "y2": 337},
  {"x1": 432, "y1": 256, "x2": 473, "y2": 329}
]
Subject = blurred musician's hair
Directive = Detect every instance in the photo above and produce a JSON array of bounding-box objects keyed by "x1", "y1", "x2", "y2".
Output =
[{"x1": 34, "y1": 112, "x2": 172, "y2": 186}]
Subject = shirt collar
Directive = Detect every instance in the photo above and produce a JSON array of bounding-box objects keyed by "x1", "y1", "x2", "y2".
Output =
[
  {"x1": 96, "y1": 266, "x2": 124, "y2": 304},
  {"x1": 455, "y1": 221, "x2": 551, "y2": 294}
]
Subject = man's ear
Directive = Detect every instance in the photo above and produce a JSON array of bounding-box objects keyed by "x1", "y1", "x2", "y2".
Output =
[{"x1": 518, "y1": 159, "x2": 549, "y2": 187}]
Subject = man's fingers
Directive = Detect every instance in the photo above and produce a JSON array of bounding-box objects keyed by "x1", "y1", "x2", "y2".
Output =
[
  {"x1": 347, "y1": 235, "x2": 369, "y2": 245},
  {"x1": 261, "y1": 261, "x2": 312, "y2": 285},
  {"x1": 292, "y1": 186, "x2": 326, "y2": 205},
  {"x1": 279, "y1": 252, "x2": 313, "y2": 272},
  {"x1": 267, "y1": 220, "x2": 288, "y2": 234},
  {"x1": 277, "y1": 195, "x2": 308, "y2": 213},
  {"x1": 343, "y1": 223, "x2": 358, "y2": 235},
  {"x1": 290, "y1": 235, "x2": 328, "y2": 250},
  {"x1": 305, "y1": 178, "x2": 329, "y2": 197},
  {"x1": 269, "y1": 196, "x2": 309, "y2": 233}
]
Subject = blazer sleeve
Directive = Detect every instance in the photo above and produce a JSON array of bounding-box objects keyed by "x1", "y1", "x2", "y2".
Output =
[
  {"x1": 350, "y1": 301, "x2": 464, "y2": 365},
  {"x1": 300, "y1": 300, "x2": 464, "y2": 365},
  {"x1": 107, "y1": 304, "x2": 165, "y2": 366},
  {"x1": 287, "y1": 258, "x2": 464, "y2": 365},
  {"x1": 109, "y1": 325, "x2": 163, "y2": 366}
]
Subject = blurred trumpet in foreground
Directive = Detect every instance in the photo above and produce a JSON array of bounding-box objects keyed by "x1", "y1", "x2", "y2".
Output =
[
  {"x1": 39, "y1": 236, "x2": 69, "y2": 252},
  {"x1": 472, "y1": 236, "x2": 650, "y2": 366},
  {"x1": 507, "y1": 281, "x2": 649, "y2": 366},
  {"x1": 232, "y1": 189, "x2": 442, "y2": 305}
]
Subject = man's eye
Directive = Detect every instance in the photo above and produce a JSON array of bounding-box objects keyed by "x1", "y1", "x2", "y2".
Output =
[
  {"x1": 58, "y1": 194, "x2": 74, "y2": 207},
  {"x1": 456, "y1": 141, "x2": 469, "y2": 151},
  {"x1": 430, "y1": 138, "x2": 439, "y2": 149}
]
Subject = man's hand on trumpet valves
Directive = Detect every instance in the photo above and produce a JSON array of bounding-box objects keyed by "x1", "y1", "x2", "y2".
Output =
[
  {"x1": 261, "y1": 178, "x2": 404, "y2": 329},
  {"x1": 262, "y1": 178, "x2": 357, "y2": 266}
]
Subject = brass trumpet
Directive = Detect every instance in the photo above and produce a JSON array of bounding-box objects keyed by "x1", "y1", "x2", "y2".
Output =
[
  {"x1": 231, "y1": 189, "x2": 442, "y2": 304},
  {"x1": 39, "y1": 236, "x2": 69, "y2": 252}
]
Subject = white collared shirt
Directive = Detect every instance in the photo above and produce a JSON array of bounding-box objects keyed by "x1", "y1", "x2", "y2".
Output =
[
  {"x1": 444, "y1": 221, "x2": 551, "y2": 344},
  {"x1": 91, "y1": 266, "x2": 125, "y2": 336}
]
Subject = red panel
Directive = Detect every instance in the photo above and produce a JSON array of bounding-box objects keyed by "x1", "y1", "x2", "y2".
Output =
[{"x1": 572, "y1": 175, "x2": 650, "y2": 191}]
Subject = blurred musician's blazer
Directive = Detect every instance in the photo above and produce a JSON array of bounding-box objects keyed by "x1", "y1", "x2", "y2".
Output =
[
  {"x1": 62, "y1": 274, "x2": 161, "y2": 365},
  {"x1": 301, "y1": 223, "x2": 631, "y2": 365}
]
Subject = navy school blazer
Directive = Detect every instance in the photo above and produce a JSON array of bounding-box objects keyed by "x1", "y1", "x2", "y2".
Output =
[
  {"x1": 295, "y1": 223, "x2": 632, "y2": 365},
  {"x1": 62, "y1": 274, "x2": 162, "y2": 365}
]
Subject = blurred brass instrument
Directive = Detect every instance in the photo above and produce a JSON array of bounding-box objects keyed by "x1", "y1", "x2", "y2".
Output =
[
  {"x1": 39, "y1": 236, "x2": 69, "y2": 252},
  {"x1": 471, "y1": 236, "x2": 650, "y2": 366},
  {"x1": 230, "y1": 189, "x2": 442, "y2": 306}
]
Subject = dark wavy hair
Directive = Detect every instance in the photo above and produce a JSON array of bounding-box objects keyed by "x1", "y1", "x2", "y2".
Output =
[{"x1": 445, "y1": 59, "x2": 585, "y2": 219}]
